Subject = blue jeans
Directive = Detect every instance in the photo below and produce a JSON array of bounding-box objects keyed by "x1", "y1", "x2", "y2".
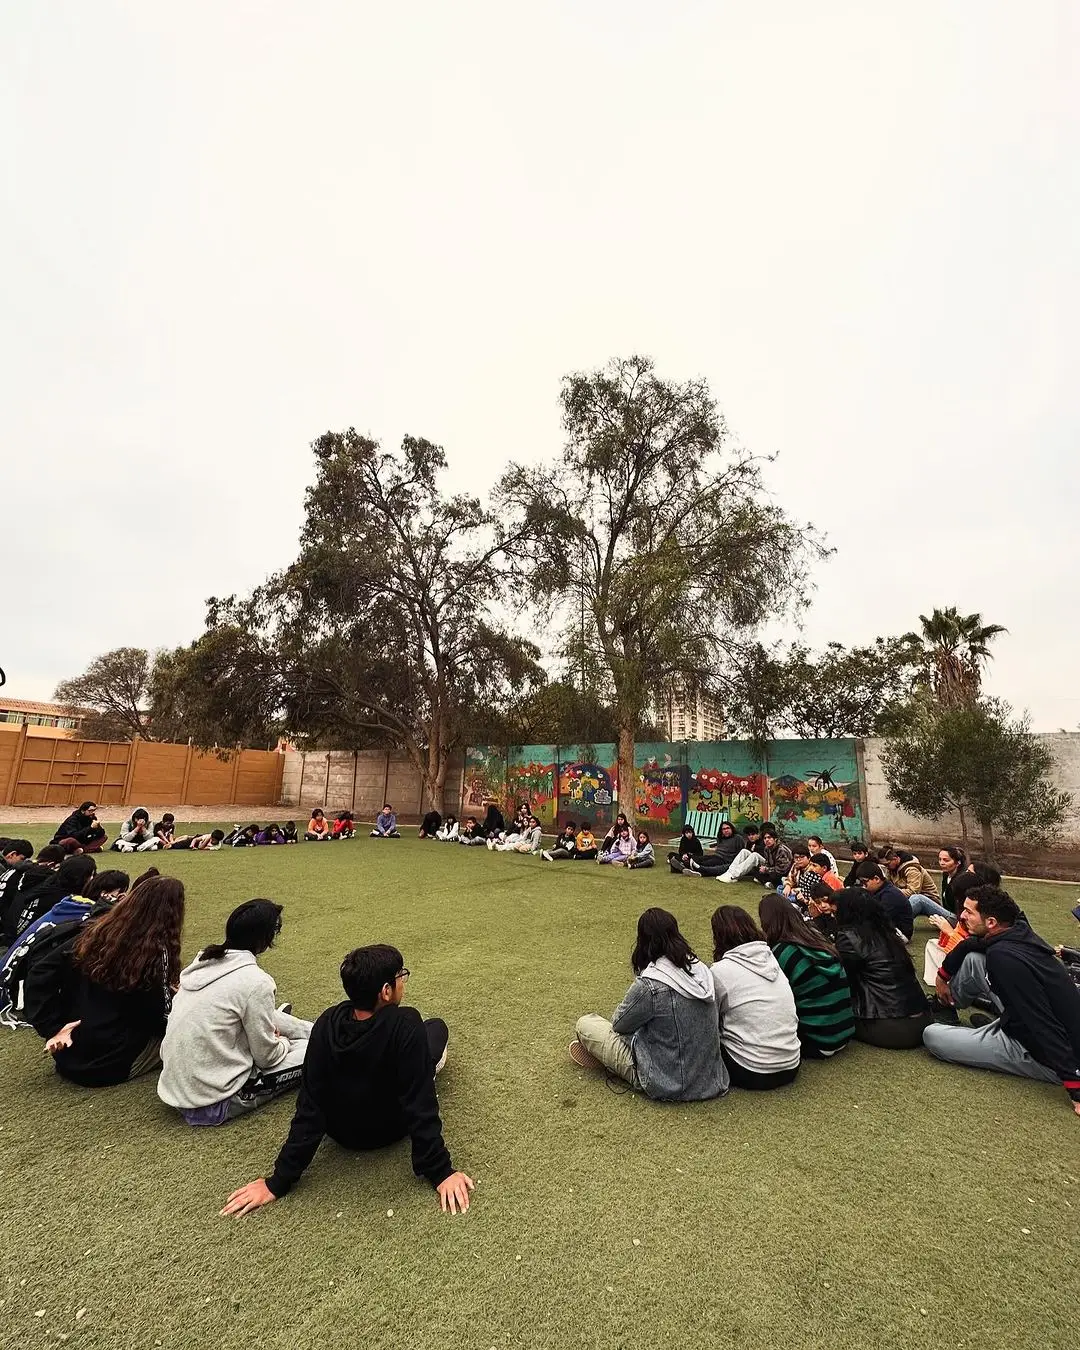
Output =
[{"x1": 908, "y1": 894, "x2": 955, "y2": 922}]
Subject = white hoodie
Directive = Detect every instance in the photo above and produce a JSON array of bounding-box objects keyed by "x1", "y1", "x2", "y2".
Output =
[
  {"x1": 710, "y1": 940, "x2": 800, "y2": 1072},
  {"x1": 158, "y1": 949, "x2": 288, "y2": 1108}
]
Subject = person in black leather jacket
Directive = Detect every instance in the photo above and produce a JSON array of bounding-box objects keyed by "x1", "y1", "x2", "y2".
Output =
[{"x1": 832, "y1": 888, "x2": 931, "y2": 1049}]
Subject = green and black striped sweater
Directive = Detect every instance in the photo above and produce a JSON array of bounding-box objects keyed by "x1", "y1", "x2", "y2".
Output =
[{"x1": 771, "y1": 940, "x2": 855, "y2": 1056}]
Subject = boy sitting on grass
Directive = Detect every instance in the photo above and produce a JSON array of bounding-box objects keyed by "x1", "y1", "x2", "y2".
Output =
[{"x1": 221, "y1": 944, "x2": 474, "y2": 1217}]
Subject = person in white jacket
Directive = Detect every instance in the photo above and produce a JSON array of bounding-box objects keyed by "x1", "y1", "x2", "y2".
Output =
[
  {"x1": 435, "y1": 815, "x2": 459, "y2": 842},
  {"x1": 158, "y1": 900, "x2": 313, "y2": 1126},
  {"x1": 112, "y1": 808, "x2": 159, "y2": 852},
  {"x1": 709, "y1": 904, "x2": 801, "y2": 1090},
  {"x1": 493, "y1": 816, "x2": 543, "y2": 854}
]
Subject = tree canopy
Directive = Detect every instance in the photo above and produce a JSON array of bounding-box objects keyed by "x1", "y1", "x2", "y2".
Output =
[
  {"x1": 214, "y1": 430, "x2": 543, "y2": 802},
  {"x1": 495, "y1": 355, "x2": 825, "y2": 820},
  {"x1": 880, "y1": 695, "x2": 1070, "y2": 858},
  {"x1": 54, "y1": 647, "x2": 154, "y2": 741}
]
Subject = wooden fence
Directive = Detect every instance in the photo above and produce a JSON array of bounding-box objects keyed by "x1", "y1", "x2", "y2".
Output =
[{"x1": 0, "y1": 723, "x2": 284, "y2": 808}]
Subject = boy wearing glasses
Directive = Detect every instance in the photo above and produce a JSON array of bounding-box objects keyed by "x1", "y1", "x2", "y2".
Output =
[{"x1": 222, "y1": 944, "x2": 474, "y2": 1217}]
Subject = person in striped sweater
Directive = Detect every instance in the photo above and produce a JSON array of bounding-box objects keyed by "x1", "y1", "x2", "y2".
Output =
[{"x1": 758, "y1": 893, "x2": 856, "y2": 1059}]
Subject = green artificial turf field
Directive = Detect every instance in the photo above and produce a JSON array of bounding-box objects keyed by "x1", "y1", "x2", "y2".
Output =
[{"x1": 1, "y1": 828, "x2": 1078, "y2": 1350}]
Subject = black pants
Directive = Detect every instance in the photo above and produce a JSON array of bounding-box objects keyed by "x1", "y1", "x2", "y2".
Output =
[
  {"x1": 722, "y1": 1046, "x2": 799, "y2": 1090},
  {"x1": 574, "y1": 848, "x2": 598, "y2": 860},
  {"x1": 425, "y1": 1017, "x2": 449, "y2": 1069},
  {"x1": 854, "y1": 1012, "x2": 931, "y2": 1050}
]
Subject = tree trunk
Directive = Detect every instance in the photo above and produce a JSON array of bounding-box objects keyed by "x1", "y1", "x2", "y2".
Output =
[
  {"x1": 957, "y1": 803, "x2": 969, "y2": 852},
  {"x1": 617, "y1": 721, "x2": 636, "y2": 827},
  {"x1": 980, "y1": 817, "x2": 996, "y2": 863}
]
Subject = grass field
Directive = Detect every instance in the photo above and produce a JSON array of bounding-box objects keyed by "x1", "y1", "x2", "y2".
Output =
[{"x1": 1, "y1": 827, "x2": 1078, "y2": 1350}]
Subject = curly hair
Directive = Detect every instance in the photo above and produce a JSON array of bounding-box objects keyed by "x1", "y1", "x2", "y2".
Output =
[{"x1": 71, "y1": 875, "x2": 185, "y2": 992}]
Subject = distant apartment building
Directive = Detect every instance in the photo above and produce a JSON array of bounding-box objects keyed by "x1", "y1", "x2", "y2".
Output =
[
  {"x1": 0, "y1": 697, "x2": 85, "y2": 735},
  {"x1": 650, "y1": 682, "x2": 725, "y2": 743}
]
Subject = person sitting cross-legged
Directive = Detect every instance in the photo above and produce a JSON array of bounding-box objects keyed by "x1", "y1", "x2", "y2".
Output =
[
  {"x1": 435, "y1": 815, "x2": 459, "y2": 842},
  {"x1": 924, "y1": 886, "x2": 1080, "y2": 1116},
  {"x1": 158, "y1": 901, "x2": 313, "y2": 1126},
  {"x1": 306, "y1": 809, "x2": 332, "y2": 842},
  {"x1": 332, "y1": 812, "x2": 356, "y2": 840},
  {"x1": 53, "y1": 801, "x2": 108, "y2": 854},
  {"x1": 541, "y1": 822, "x2": 579, "y2": 862},
  {"x1": 113, "y1": 808, "x2": 158, "y2": 853},
  {"x1": 220, "y1": 944, "x2": 474, "y2": 1216},
  {"x1": 570, "y1": 907, "x2": 728, "y2": 1102},
  {"x1": 598, "y1": 824, "x2": 636, "y2": 866},
  {"x1": 370, "y1": 805, "x2": 401, "y2": 839},
  {"x1": 572, "y1": 825, "x2": 599, "y2": 861}
]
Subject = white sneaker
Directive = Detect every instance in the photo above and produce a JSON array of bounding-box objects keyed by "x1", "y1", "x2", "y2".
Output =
[
  {"x1": 717, "y1": 874, "x2": 735, "y2": 882},
  {"x1": 540, "y1": 850, "x2": 552, "y2": 861},
  {"x1": 434, "y1": 1035, "x2": 449, "y2": 1074}
]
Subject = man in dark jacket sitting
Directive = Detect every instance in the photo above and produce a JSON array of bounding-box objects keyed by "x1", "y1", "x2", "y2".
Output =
[
  {"x1": 924, "y1": 887, "x2": 1080, "y2": 1117},
  {"x1": 221, "y1": 944, "x2": 475, "y2": 1217},
  {"x1": 676, "y1": 821, "x2": 746, "y2": 876},
  {"x1": 854, "y1": 862, "x2": 915, "y2": 941},
  {"x1": 52, "y1": 802, "x2": 108, "y2": 853}
]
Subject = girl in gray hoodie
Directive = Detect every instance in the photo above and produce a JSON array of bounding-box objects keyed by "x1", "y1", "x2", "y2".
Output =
[
  {"x1": 158, "y1": 901, "x2": 313, "y2": 1126},
  {"x1": 570, "y1": 908, "x2": 728, "y2": 1101},
  {"x1": 709, "y1": 905, "x2": 801, "y2": 1090}
]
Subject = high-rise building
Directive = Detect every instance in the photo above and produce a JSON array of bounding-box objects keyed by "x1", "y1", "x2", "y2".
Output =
[{"x1": 649, "y1": 681, "x2": 725, "y2": 743}]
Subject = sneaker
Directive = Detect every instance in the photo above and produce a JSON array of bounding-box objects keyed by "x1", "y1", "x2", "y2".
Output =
[
  {"x1": 568, "y1": 1040, "x2": 603, "y2": 1071},
  {"x1": 929, "y1": 998, "x2": 959, "y2": 1024},
  {"x1": 277, "y1": 1002, "x2": 293, "y2": 1016},
  {"x1": 969, "y1": 1012, "x2": 996, "y2": 1029},
  {"x1": 540, "y1": 850, "x2": 553, "y2": 862},
  {"x1": 486, "y1": 839, "x2": 495, "y2": 851},
  {"x1": 716, "y1": 874, "x2": 735, "y2": 883},
  {"x1": 434, "y1": 1035, "x2": 449, "y2": 1074}
]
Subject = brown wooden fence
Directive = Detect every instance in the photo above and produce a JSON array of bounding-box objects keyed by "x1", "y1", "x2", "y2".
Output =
[{"x1": 0, "y1": 724, "x2": 284, "y2": 808}]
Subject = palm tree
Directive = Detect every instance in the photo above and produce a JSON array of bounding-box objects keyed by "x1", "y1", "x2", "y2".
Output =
[{"x1": 905, "y1": 607, "x2": 1007, "y2": 707}]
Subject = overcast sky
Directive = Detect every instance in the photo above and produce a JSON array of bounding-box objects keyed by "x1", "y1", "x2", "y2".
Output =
[{"x1": 2, "y1": 2, "x2": 1077, "y2": 728}]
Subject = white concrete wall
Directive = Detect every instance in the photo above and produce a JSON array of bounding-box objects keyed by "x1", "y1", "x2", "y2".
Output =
[
  {"x1": 862, "y1": 731, "x2": 1080, "y2": 849},
  {"x1": 280, "y1": 748, "x2": 464, "y2": 822}
]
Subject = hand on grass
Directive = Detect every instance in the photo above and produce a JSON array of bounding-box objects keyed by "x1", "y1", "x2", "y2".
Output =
[
  {"x1": 220, "y1": 1179, "x2": 276, "y2": 1217},
  {"x1": 436, "y1": 1172, "x2": 475, "y2": 1214},
  {"x1": 935, "y1": 973, "x2": 953, "y2": 1005},
  {"x1": 44, "y1": 1021, "x2": 80, "y2": 1055}
]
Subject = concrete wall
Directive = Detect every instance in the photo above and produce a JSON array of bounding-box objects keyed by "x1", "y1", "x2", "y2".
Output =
[
  {"x1": 280, "y1": 748, "x2": 465, "y2": 823},
  {"x1": 862, "y1": 732, "x2": 1080, "y2": 876}
]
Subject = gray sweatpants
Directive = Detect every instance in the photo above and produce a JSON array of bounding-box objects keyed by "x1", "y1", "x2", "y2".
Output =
[{"x1": 922, "y1": 952, "x2": 1059, "y2": 1087}]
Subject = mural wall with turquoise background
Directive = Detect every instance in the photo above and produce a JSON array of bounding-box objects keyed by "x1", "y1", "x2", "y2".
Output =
[{"x1": 463, "y1": 738, "x2": 865, "y2": 843}]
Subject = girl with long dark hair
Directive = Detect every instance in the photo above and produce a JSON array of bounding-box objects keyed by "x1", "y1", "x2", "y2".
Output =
[
  {"x1": 27, "y1": 875, "x2": 185, "y2": 1086},
  {"x1": 709, "y1": 905, "x2": 801, "y2": 1089},
  {"x1": 832, "y1": 888, "x2": 931, "y2": 1048},
  {"x1": 938, "y1": 846, "x2": 967, "y2": 914},
  {"x1": 159, "y1": 899, "x2": 312, "y2": 1126},
  {"x1": 758, "y1": 893, "x2": 855, "y2": 1059},
  {"x1": 570, "y1": 908, "x2": 727, "y2": 1101}
]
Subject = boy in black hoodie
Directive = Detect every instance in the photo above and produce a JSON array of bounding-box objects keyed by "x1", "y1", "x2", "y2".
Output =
[
  {"x1": 221, "y1": 944, "x2": 474, "y2": 1217},
  {"x1": 925, "y1": 886, "x2": 1080, "y2": 1116}
]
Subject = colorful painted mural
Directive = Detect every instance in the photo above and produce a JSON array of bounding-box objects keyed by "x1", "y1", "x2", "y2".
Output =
[
  {"x1": 463, "y1": 745, "x2": 506, "y2": 812},
  {"x1": 555, "y1": 744, "x2": 618, "y2": 831},
  {"x1": 635, "y1": 743, "x2": 688, "y2": 831},
  {"x1": 463, "y1": 738, "x2": 866, "y2": 842},
  {"x1": 506, "y1": 745, "x2": 557, "y2": 827},
  {"x1": 765, "y1": 739, "x2": 865, "y2": 843},
  {"x1": 687, "y1": 742, "x2": 768, "y2": 830}
]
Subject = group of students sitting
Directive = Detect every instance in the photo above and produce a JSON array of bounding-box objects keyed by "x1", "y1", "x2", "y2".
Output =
[
  {"x1": 0, "y1": 847, "x2": 474, "y2": 1214},
  {"x1": 0, "y1": 817, "x2": 1077, "y2": 1239},
  {"x1": 569, "y1": 846, "x2": 1080, "y2": 1117}
]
